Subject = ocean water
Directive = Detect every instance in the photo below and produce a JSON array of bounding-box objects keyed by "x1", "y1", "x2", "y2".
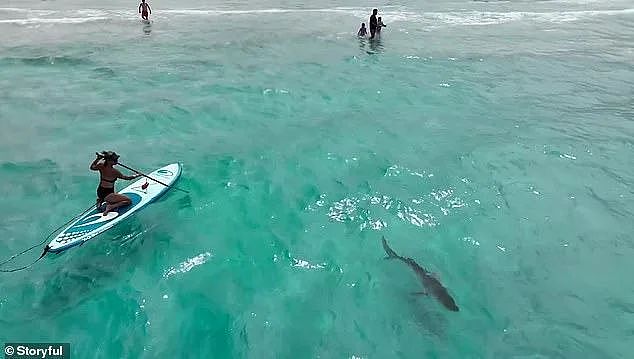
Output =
[{"x1": 1, "y1": 0, "x2": 633, "y2": 357}]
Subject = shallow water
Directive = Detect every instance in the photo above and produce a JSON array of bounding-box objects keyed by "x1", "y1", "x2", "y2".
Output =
[{"x1": 1, "y1": 0, "x2": 633, "y2": 357}]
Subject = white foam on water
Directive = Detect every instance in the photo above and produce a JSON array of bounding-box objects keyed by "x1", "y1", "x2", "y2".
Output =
[
  {"x1": 1, "y1": 7, "x2": 632, "y2": 27},
  {"x1": 0, "y1": 8, "x2": 56, "y2": 16},
  {"x1": 538, "y1": 0, "x2": 618, "y2": 4},
  {"x1": 163, "y1": 8, "x2": 320, "y2": 15},
  {"x1": 160, "y1": 7, "x2": 634, "y2": 26},
  {"x1": 0, "y1": 17, "x2": 108, "y2": 25},
  {"x1": 163, "y1": 252, "x2": 213, "y2": 278},
  {"x1": 73, "y1": 9, "x2": 109, "y2": 17},
  {"x1": 560, "y1": 153, "x2": 577, "y2": 160},
  {"x1": 292, "y1": 258, "x2": 325, "y2": 269},
  {"x1": 0, "y1": 7, "x2": 46, "y2": 13},
  {"x1": 424, "y1": 8, "x2": 634, "y2": 26}
]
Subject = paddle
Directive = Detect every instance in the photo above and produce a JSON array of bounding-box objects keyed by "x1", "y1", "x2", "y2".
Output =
[{"x1": 117, "y1": 162, "x2": 190, "y2": 194}]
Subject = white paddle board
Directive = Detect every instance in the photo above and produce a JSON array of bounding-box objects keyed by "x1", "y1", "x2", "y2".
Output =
[{"x1": 48, "y1": 163, "x2": 182, "y2": 253}]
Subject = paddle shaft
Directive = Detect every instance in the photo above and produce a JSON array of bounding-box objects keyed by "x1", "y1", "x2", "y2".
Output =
[{"x1": 117, "y1": 163, "x2": 189, "y2": 194}]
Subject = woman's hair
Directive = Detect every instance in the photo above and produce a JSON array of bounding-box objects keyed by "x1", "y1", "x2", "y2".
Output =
[{"x1": 101, "y1": 151, "x2": 120, "y2": 162}]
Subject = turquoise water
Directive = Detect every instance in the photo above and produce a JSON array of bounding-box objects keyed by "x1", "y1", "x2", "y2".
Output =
[{"x1": 1, "y1": 0, "x2": 633, "y2": 357}]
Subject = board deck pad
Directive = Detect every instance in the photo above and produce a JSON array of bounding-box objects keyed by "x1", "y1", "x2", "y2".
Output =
[{"x1": 48, "y1": 163, "x2": 181, "y2": 253}]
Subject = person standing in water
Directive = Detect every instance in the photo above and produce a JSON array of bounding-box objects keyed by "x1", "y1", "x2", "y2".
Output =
[
  {"x1": 90, "y1": 151, "x2": 141, "y2": 216},
  {"x1": 139, "y1": 0, "x2": 152, "y2": 20},
  {"x1": 358, "y1": 23, "x2": 367, "y2": 37},
  {"x1": 369, "y1": 9, "x2": 378, "y2": 39},
  {"x1": 376, "y1": 16, "x2": 386, "y2": 37}
]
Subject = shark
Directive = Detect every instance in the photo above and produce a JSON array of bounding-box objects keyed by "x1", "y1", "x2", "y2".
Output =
[{"x1": 382, "y1": 236, "x2": 459, "y2": 312}]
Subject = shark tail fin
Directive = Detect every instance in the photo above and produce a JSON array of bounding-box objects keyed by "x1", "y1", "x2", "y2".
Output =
[{"x1": 381, "y1": 236, "x2": 400, "y2": 259}]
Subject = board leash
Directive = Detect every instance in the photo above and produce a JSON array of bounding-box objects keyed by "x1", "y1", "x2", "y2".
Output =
[{"x1": 0, "y1": 203, "x2": 96, "y2": 273}]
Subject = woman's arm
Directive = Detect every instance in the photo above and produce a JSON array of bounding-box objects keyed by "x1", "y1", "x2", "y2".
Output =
[
  {"x1": 116, "y1": 169, "x2": 141, "y2": 181},
  {"x1": 90, "y1": 154, "x2": 103, "y2": 170}
]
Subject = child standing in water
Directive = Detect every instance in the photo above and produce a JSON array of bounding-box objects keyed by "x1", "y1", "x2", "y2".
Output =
[
  {"x1": 358, "y1": 23, "x2": 367, "y2": 37},
  {"x1": 139, "y1": 0, "x2": 152, "y2": 20},
  {"x1": 376, "y1": 17, "x2": 386, "y2": 36}
]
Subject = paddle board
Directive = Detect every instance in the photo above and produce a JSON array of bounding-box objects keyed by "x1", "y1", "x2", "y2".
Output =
[{"x1": 48, "y1": 163, "x2": 182, "y2": 253}]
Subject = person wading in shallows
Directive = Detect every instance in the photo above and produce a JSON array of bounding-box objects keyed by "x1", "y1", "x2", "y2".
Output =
[
  {"x1": 369, "y1": 9, "x2": 378, "y2": 39},
  {"x1": 358, "y1": 23, "x2": 368, "y2": 37},
  {"x1": 139, "y1": 0, "x2": 152, "y2": 20},
  {"x1": 376, "y1": 16, "x2": 386, "y2": 37}
]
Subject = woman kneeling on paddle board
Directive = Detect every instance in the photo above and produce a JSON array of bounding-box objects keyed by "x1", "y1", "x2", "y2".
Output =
[{"x1": 90, "y1": 151, "x2": 141, "y2": 216}]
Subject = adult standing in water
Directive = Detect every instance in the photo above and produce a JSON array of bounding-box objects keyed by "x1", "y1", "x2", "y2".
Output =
[
  {"x1": 139, "y1": 0, "x2": 152, "y2": 21},
  {"x1": 369, "y1": 9, "x2": 378, "y2": 39},
  {"x1": 90, "y1": 151, "x2": 141, "y2": 216}
]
